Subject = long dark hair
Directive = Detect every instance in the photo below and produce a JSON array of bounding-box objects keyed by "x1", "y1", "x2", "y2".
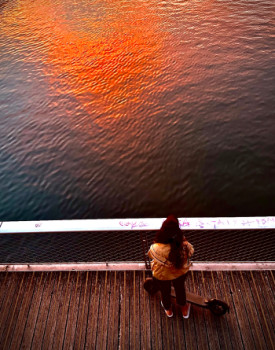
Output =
[{"x1": 154, "y1": 215, "x2": 186, "y2": 269}]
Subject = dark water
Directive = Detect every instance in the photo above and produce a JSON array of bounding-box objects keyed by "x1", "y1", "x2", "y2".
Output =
[{"x1": 0, "y1": 0, "x2": 275, "y2": 221}]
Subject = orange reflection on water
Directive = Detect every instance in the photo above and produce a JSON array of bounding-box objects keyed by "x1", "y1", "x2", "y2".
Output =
[{"x1": 2, "y1": 0, "x2": 169, "y2": 122}]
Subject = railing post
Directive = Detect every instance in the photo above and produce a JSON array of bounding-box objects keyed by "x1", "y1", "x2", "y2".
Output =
[{"x1": 139, "y1": 231, "x2": 151, "y2": 270}]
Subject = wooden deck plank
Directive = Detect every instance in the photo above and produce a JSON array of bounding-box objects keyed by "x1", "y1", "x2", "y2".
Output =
[
  {"x1": 201, "y1": 271, "x2": 222, "y2": 350},
  {"x1": 0, "y1": 272, "x2": 21, "y2": 342},
  {"x1": 265, "y1": 271, "x2": 275, "y2": 301},
  {"x1": 92, "y1": 270, "x2": 110, "y2": 350},
  {"x1": 62, "y1": 271, "x2": 82, "y2": 350},
  {"x1": 224, "y1": 271, "x2": 246, "y2": 350},
  {"x1": 227, "y1": 271, "x2": 256, "y2": 350},
  {"x1": 106, "y1": 271, "x2": 120, "y2": 349},
  {"x1": 214, "y1": 271, "x2": 242, "y2": 350},
  {"x1": 8, "y1": 272, "x2": 36, "y2": 350},
  {"x1": 1, "y1": 272, "x2": 26, "y2": 349},
  {"x1": 267, "y1": 271, "x2": 275, "y2": 299},
  {"x1": 51, "y1": 271, "x2": 73, "y2": 350},
  {"x1": 129, "y1": 270, "x2": 140, "y2": 350},
  {"x1": 41, "y1": 271, "x2": 65, "y2": 349},
  {"x1": 221, "y1": 271, "x2": 245, "y2": 349},
  {"x1": 31, "y1": 272, "x2": 56, "y2": 350},
  {"x1": 0, "y1": 271, "x2": 9, "y2": 311},
  {"x1": 184, "y1": 272, "x2": 199, "y2": 350},
  {"x1": 20, "y1": 272, "x2": 46, "y2": 349},
  {"x1": 119, "y1": 271, "x2": 131, "y2": 350},
  {"x1": 139, "y1": 271, "x2": 152, "y2": 350},
  {"x1": 148, "y1": 283, "x2": 163, "y2": 350},
  {"x1": 202, "y1": 271, "x2": 231, "y2": 350},
  {"x1": 238, "y1": 271, "x2": 269, "y2": 350},
  {"x1": 159, "y1": 292, "x2": 174, "y2": 350},
  {"x1": 246, "y1": 271, "x2": 275, "y2": 350},
  {"x1": 258, "y1": 271, "x2": 275, "y2": 327},
  {"x1": 172, "y1": 308, "x2": 186, "y2": 350},
  {"x1": 195, "y1": 271, "x2": 221, "y2": 350},
  {"x1": 67, "y1": 271, "x2": 87, "y2": 349},
  {"x1": 73, "y1": 271, "x2": 91, "y2": 350},
  {"x1": 0, "y1": 270, "x2": 274, "y2": 350},
  {"x1": 84, "y1": 271, "x2": 101, "y2": 349},
  {"x1": 209, "y1": 271, "x2": 233, "y2": 350},
  {"x1": 190, "y1": 271, "x2": 210, "y2": 350}
]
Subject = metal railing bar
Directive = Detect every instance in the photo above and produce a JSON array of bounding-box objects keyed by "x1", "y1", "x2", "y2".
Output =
[{"x1": 1, "y1": 217, "x2": 275, "y2": 234}]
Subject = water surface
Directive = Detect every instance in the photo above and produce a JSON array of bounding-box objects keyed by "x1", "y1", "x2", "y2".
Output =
[{"x1": 0, "y1": 0, "x2": 275, "y2": 220}]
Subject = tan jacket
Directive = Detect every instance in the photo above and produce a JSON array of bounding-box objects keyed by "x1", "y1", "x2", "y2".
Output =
[{"x1": 148, "y1": 241, "x2": 194, "y2": 280}]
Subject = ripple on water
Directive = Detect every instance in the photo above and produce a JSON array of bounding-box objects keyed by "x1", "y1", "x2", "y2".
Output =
[{"x1": 0, "y1": 0, "x2": 275, "y2": 220}]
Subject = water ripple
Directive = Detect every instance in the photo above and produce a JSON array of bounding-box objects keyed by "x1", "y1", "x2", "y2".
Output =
[{"x1": 0, "y1": 0, "x2": 275, "y2": 219}]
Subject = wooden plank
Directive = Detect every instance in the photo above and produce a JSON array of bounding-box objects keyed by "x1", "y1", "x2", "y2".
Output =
[
  {"x1": 257, "y1": 271, "x2": 275, "y2": 327},
  {"x1": 74, "y1": 271, "x2": 91, "y2": 350},
  {"x1": 0, "y1": 272, "x2": 21, "y2": 340},
  {"x1": 267, "y1": 271, "x2": 275, "y2": 299},
  {"x1": 129, "y1": 270, "x2": 141, "y2": 349},
  {"x1": 0, "y1": 272, "x2": 26, "y2": 349},
  {"x1": 159, "y1": 299, "x2": 174, "y2": 350},
  {"x1": 265, "y1": 271, "x2": 275, "y2": 301},
  {"x1": 195, "y1": 271, "x2": 221, "y2": 350},
  {"x1": 221, "y1": 271, "x2": 245, "y2": 349},
  {"x1": 84, "y1": 271, "x2": 101, "y2": 349},
  {"x1": 91, "y1": 270, "x2": 110, "y2": 350},
  {"x1": 238, "y1": 271, "x2": 269, "y2": 350},
  {"x1": 19, "y1": 272, "x2": 46, "y2": 349},
  {"x1": 184, "y1": 271, "x2": 199, "y2": 350},
  {"x1": 67, "y1": 271, "x2": 86, "y2": 350},
  {"x1": 190, "y1": 271, "x2": 210, "y2": 350},
  {"x1": 226, "y1": 271, "x2": 256, "y2": 350},
  {"x1": 8, "y1": 272, "x2": 36, "y2": 350},
  {"x1": 31, "y1": 272, "x2": 56, "y2": 350},
  {"x1": 41, "y1": 271, "x2": 65, "y2": 349},
  {"x1": 62, "y1": 271, "x2": 82, "y2": 350},
  {"x1": 246, "y1": 271, "x2": 275, "y2": 350},
  {"x1": 139, "y1": 271, "x2": 152, "y2": 350},
  {"x1": 215, "y1": 271, "x2": 243, "y2": 350},
  {"x1": 169, "y1": 285, "x2": 189, "y2": 350},
  {"x1": 202, "y1": 271, "x2": 230, "y2": 350},
  {"x1": 171, "y1": 305, "x2": 186, "y2": 350},
  {"x1": 0, "y1": 272, "x2": 9, "y2": 311},
  {"x1": 149, "y1": 282, "x2": 163, "y2": 350},
  {"x1": 51, "y1": 271, "x2": 73, "y2": 350},
  {"x1": 119, "y1": 271, "x2": 131, "y2": 350},
  {"x1": 0, "y1": 269, "x2": 273, "y2": 350},
  {"x1": 107, "y1": 271, "x2": 120, "y2": 349}
]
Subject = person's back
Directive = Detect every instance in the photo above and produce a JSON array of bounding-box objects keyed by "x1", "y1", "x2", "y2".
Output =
[
  {"x1": 148, "y1": 240, "x2": 194, "y2": 280},
  {"x1": 148, "y1": 215, "x2": 194, "y2": 318}
]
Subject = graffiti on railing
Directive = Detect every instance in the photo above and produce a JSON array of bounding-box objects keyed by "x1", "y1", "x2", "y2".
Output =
[
  {"x1": 119, "y1": 220, "x2": 149, "y2": 230},
  {"x1": 179, "y1": 217, "x2": 275, "y2": 229}
]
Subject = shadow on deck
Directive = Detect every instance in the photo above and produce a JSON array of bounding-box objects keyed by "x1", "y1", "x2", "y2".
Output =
[{"x1": 0, "y1": 270, "x2": 274, "y2": 349}]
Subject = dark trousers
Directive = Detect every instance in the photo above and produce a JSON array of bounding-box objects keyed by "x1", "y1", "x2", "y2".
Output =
[{"x1": 153, "y1": 273, "x2": 188, "y2": 310}]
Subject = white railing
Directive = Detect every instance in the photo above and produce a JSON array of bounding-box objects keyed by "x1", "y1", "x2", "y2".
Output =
[{"x1": 1, "y1": 216, "x2": 275, "y2": 233}]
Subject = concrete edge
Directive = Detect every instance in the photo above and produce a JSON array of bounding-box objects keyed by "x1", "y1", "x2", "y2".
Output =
[{"x1": 0, "y1": 261, "x2": 274, "y2": 272}]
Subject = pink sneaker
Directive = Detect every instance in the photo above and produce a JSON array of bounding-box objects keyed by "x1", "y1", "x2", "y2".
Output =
[
  {"x1": 181, "y1": 303, "x2": 191, "y2": 319},
  {"x1": 161, "y1": 301, "x2": 173, "y2": 317}
]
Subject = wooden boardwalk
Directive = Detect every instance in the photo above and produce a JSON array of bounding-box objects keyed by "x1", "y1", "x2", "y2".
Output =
[{"x1": 0, "y1": 270, "x2": 274, "y2": 349}]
